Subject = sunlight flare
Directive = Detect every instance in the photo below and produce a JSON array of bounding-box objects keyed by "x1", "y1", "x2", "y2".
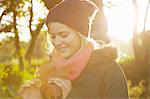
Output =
[
  {"x1": 103, "y1": 0, "x2": 150, "y2": 43},
  {"x1": 103, "y1": 0, "x2": 133, "y2": 43}
]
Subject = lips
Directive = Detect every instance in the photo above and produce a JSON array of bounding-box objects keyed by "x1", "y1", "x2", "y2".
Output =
[
  {"x1": 55, "y1": 44, "x2": 69, "y2": 54},
  {"x1": 56, "y1": 43, "x2": 67, "y2": 48},
  {"x1": 59, "y1": 47, "x2": 67, "y2": 52}
]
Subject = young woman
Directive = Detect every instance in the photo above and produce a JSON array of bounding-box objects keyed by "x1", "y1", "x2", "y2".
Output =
[{"x1": 19, "y1": 0, "x2": 129, "y2": 99}]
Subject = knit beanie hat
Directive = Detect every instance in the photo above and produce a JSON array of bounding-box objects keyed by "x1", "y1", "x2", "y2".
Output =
[{"x1": 46, "y1": 0, "x2": 98, "y2": 37}]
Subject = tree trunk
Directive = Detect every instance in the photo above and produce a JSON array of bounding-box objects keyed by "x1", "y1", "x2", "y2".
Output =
[
  {"x1": 142, "y1": 31, "x2": 150, "y2": 98},
  {"x1": 132, "y1": 0, "x2": 139, "y2": 61},
  {"x1": 143, "y1": 0, "x2": 150, "y2": 31},
  {"x1": 90, "y1": 0, "x2": 109, "y2": 43},
  {"x1": 131, "y1": 0, "x2": 148, "y2": 83},
  {"x1": 25, "y1": 0, "x2": 45, "y2": 61},
  {"x1": 29, "y1": 0, "x2": 34, "y2": 38},
  {"x1": 142, "y1": 0, "x2": 150, "y2": 97},
  {"x1": 13, "y1": 11, "x2": 24, "y2": 70},
  {"x1": 25, "y1": 20, "x2": 45, "y2": 61}
]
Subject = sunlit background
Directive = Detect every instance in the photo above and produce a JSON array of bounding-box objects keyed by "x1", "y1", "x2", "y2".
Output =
[
  {"x1": 0, "y1": 0, "x2": 150, "y2": 98},
  {"x1": 104, "y1": 0, "x2": 150, "y2": 43},
  {"x1": 0, "y1": 0, "x2": 150, "y2": 45},
  {"x1": 0, "y1": 0, "x2": 48, "y2": 41},
  {"x1": 1, "y1": 0, "x2": 150, "y2": 42}
]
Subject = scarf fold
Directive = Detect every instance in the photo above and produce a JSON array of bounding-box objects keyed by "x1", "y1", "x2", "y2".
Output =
[{"x1": 50, "y1": 41, "x2": 94, "y2": 81}]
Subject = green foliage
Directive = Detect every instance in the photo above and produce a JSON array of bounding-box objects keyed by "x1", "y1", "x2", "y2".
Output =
[
  {"x1": 0, "y1": 37, "x2": 48, "y2": 97},
  {"x1": 0, "y1": 0, "x2": 48, "y2": 98},
  {"x1": 117, "y1": 53, "x2": 149, "y2": 98},
  {"x1": 0, "y1": 63, "x2": 22, "y2": 97},
  {"x1": 117, "y1": 53, "x2": 134, "y2": 66},
  {"x1": 0, "y1": 38, "x2": 16, "y2": 62},
  {"x1": 0, "y1": 58, "x2": 48, "y2": 98},
  {"x1": 128, "y1": 80, "x2": 147, "y2": 98}
]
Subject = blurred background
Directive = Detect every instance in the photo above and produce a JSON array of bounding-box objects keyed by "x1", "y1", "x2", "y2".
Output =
[{"x1": 0, "y1": 0, "x2": 150, "y2": 98}]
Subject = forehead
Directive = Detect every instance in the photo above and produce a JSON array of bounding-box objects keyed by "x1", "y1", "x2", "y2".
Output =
[{"x1": 48, "y1": 22, "x2": 72, "y2": 34}]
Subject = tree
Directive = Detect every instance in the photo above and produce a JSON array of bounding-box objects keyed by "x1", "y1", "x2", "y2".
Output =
[
  {"x1": 132, "y1": 0, "x2": 150, "y2": 97},
  {"x1": 91, "y1": 0, "x2": 109, "y2": 43},
  {"x1": 25, "y1": 0, "x2": 45, "y2": 61},
  {"x1": 0, "y1": 0, "x2": 46, "y2": 66},
  {"x1": 142, "y1": 0, "x2": 150, "y2": 97},
  {"x1": 0, "y1": 0, "x2": 48, "y2": 97},
  {"x1": 0, "y1": 0, "x2": 27, "y2": 70}
]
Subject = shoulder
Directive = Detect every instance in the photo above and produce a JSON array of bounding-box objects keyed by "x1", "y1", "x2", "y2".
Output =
[
  {"x1": 88, "y1": 45, "x2": 125, "y2": 75},
  {"x1": 90, "y1": 46, "x2": 127, "y2": 81},
  {"x1": 89, "y1": 44, "x2": 118, "y2": 67}
]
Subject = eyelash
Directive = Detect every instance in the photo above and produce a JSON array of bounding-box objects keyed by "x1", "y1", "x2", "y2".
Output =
[
  {"x1": 61, "y1": 33, "x2": 68, "y2": 37},
  {"x1": 50, "y1": 33, "x2": 68, "y2": 39},
  {"x1": 51, "y1": 35, "x2": 55, "y2": 39}
]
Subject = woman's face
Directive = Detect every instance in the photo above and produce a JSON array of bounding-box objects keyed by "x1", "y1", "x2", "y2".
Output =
[{"x1": 48, "y1": 22, "x2": 81, "y2": 58}]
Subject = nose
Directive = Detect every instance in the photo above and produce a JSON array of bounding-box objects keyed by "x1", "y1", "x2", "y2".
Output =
[{"x1": 52, "y1": 36, "x2": 63, "y2": 48}]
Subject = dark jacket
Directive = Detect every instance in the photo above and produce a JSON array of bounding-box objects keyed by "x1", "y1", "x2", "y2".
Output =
[{"x1": 66, "y1": 46, "x2": 129, "y2": 99}]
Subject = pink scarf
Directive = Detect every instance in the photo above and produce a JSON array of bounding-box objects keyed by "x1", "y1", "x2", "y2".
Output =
[{"x1": 51, "y1": 42, "x2": 94, "y2": 81}]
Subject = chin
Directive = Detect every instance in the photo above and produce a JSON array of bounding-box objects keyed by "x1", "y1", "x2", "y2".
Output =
[{"x1": 60, "y1": 52, "x2": 71, "y2": 59}]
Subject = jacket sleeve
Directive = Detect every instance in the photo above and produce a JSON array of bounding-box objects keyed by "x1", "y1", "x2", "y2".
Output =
[{"x1": 103, "y1": 61, "x2": 130, "y2": 99}]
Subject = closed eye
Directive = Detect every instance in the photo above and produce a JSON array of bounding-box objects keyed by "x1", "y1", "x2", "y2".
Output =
[
  {"x1": 59, "y1": 32, "x2": 68, "y2": 37},
  {"x1": 50, "y1": 34, "x2": 56, "y2": 39}
]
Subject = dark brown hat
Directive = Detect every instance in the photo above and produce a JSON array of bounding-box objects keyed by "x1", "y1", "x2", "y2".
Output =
[{"x1": 46, "y1": 0, "x2": 98, "y2": 37}]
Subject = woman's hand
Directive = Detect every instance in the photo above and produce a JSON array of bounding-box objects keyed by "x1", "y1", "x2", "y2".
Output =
[
  {"x1": 19, "y1": 78, "x2": 43, "y2": 99},
  {"x1": 40, "y1": 82, "x2": 62, "y2": 99},
  {"x1": 19, "y1": 85, "x2": 43, "y2": 99}
]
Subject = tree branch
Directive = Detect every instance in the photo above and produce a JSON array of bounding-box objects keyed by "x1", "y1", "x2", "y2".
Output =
[
  {"x1": 13, "y1": 10, "x2": 24, "y2": 70},
  {"x1": 143, "y1": 0, "x2": 150, "y2": 32},
  {"x1": 25, "y1": 20, "x2": 45, "y2": 60},
  {"x1": 29, "y1": 0, "x2": 34, "y2": 38},
  {"x1": 0, "y1": 9, "x2": 9, "y2": 23},
  {"x1": 0, "y1": 24, "x2": 12, "y2": 32}
]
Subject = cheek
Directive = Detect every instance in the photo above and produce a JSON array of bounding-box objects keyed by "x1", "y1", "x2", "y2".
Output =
[
  {"x1": 66, "y1": 35, "x2": 81, "y2": 51},
  {"x1": 63, "y1": 35, "x2": 75, "y2": 44}
]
